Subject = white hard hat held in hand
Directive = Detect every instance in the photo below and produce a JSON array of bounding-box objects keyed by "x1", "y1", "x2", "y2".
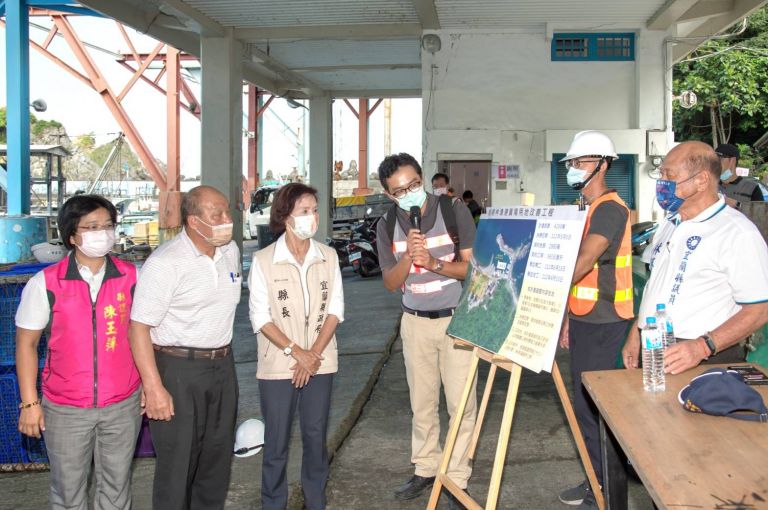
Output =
[
  {"x1": 234, "y1": 418, "x2": 265, "y2": 458},
  {"x1": 559, "y1": 130, "x2": 618, "y2": 162}
]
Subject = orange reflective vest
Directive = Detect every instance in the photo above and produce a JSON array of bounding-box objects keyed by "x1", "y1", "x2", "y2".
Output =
[{"x1": 568, "y1": 192, "x2": 634, "y2": 319}]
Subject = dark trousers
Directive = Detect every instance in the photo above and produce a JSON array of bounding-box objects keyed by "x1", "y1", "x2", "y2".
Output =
[
  {"x1": 701, "y1": 343, "x2": 745, "y2": 364},
  {"x1": 569, "y1": 318, "x2": 629, "y2": 489},
  {"x1": 149, "y1": 351, "x2": 239, "y2": 510},
  {"x1": 259, "y1": 374, "x2": 334, "y2": 510}
]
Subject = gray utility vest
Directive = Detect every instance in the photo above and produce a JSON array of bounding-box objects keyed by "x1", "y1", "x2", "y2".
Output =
[
  {"x1": 724, "y1": 177, "x2": 765, "y2": 203},
  {"x1": 392, "y1": 208, "x2": 462, "y2": 311}
]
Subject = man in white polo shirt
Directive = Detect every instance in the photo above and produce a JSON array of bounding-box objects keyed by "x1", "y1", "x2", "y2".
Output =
[
  {"x1": 622, "y1": 141, "x2": 768, "y2": 374},
  {"x1": 129, "y1": 186, "x2": 242, "y2": 509}
]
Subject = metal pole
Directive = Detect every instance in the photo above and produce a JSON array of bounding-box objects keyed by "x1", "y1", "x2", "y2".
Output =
[
  {"x1": 354, "y1": 98, "x2": 371, "y2": 195},
  {"x1": 46, "y1": 153, "x2": 52, "y2": 215},
  {"x1": 248, "y1": 84, "x2": 258, "y2": 191},
  {"x1": 166, "y1": 46, "x2": 181, "y2": 191},
  {"x1": 6, "y1": 0, "x2": 31, "y2": 215}
]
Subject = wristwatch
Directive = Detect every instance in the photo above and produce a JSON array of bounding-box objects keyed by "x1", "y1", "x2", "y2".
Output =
[
  {"x1": 283, "y1": 343, "x2": 294, "y2": 356},
  {"x1": 433, "y1": 259, "x2": 444, "y2": 272},
  {"x1": 702, "y1": 333, "x2": 717, "y2": 357}
]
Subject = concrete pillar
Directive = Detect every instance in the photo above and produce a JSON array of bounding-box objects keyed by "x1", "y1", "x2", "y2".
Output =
[
  {"x1": 308, "y1": 93, "x2": 333, "y2": 239},
  {"x1": 200, "y1": 29, "x2": 243, "y2": 246}
]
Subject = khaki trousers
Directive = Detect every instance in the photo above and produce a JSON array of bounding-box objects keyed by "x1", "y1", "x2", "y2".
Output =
[{"x1": 400, "y1": 312, "x2": 478, "y2": 488}]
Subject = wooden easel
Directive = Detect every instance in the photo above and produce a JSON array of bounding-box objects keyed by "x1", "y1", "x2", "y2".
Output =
[{"x1": 426, "y1": 345, "x2": 605, "y2": 510}]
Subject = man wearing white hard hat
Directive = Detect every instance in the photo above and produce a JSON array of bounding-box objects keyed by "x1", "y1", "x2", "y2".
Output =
[{"x1": 557, "y1": 131, "x2": 634, "y2": 510}]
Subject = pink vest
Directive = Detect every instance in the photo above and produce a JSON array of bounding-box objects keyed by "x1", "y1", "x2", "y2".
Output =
[{"x1": 42, "y1": 254, "x2": 141, "y2": 407}]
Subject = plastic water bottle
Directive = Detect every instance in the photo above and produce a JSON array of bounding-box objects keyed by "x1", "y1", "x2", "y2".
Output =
[
  {"x1": 641, "y1": 317, "x2": 666, "y2": 392},
  {"x1": 655, "y1": 303, "x2": 676, "y2": 348}
]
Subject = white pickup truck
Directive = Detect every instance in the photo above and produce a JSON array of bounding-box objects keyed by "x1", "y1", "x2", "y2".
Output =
[{"x1": 244, "y1": 185, "x2": 391, "y2": 241}]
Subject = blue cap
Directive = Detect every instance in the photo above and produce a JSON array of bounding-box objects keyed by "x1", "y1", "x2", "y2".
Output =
[
  {"x1": 646, "y1": 317, "x2": 656, "y2": 324},
  {"x1": 678, "y1": 368, "x2": 768, "y2": 422},
  {"x1": 656, "y1": 303, "x2": 666, "y2": 311}
]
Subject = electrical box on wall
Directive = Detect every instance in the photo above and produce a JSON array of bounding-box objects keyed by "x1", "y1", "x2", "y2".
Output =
[{"x1": 647, "y1": 130, "x2": 670, "y2": 157}]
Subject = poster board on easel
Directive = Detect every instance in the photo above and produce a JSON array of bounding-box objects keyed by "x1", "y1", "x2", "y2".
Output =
[{"x1": 428, "y1": 205, "x2": 605, "y2": 510}]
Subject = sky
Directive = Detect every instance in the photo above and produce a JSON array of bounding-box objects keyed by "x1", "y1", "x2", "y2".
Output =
[{"x1": 0, "y1": 15, "x2": 422, "y2": 181}]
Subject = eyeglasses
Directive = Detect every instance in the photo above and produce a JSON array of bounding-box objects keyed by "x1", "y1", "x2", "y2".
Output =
[
  {"x1": 391, "y1": 180, "x2": 422, "y2": 199},
  {"x1": 567, "y1": 158, "x2": 602, "y2": 169},
  {"x1": 234, "y1": 443, "x2": 263, "y2": 456},
  {"x1": 77, "y1": 223, "x2": 115, "y2": 232},
  {"x1": 657, "y1": 170, "x2": 701, "y2": 184}
]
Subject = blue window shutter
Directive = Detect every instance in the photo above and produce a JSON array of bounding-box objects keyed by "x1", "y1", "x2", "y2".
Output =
[
  {"x1": 552, "y1": 33, "x2": 635, "y2": 61},
  {"x1": 551, "y1": 154, "x2": 635, "y2": 209}
]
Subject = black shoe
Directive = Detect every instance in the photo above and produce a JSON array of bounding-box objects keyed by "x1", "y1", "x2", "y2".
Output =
[
  {"x1": 559, "y1": 480, "x2": 591, "y2": 506},
  {"x1": 394, "y1": 474, "x2": 436, "y2": 500},
  {"x1": 576, "y1": 491, "x2": 598, "y2": 509}
]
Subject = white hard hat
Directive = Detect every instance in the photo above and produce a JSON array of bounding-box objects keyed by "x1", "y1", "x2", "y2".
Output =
[
  {"x1": 233, "y1": 418, "x2": 265, "y2": 458},
  {"x1": 559, "y1": 130, "x2": 618, "y2": 162},
  {"x1": 31, "y1": 241, "x2": 66, "y2": 263}
]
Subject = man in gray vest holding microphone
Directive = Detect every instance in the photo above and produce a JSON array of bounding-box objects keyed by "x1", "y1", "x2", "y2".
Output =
[{"x1": 375, "y1": 153, "x2": 477, "y2": 510}]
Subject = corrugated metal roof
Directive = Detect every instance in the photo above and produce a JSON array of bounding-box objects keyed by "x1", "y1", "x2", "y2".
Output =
[
  {"x1": 435, "y1": 0, "x2": 670, "y2": 27},
  {"x1": 184, "y1": 0, "x2": 419, "y2": 28},
  {"x1": 184, "y1": 0, "x2": 668, "y2": 29},
  {"x1": 79, "y1": 0, "x2": 765, "y2": 95}
]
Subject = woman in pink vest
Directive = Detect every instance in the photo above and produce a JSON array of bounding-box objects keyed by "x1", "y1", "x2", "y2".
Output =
[{"x1": 15, "y1": 194, "x2": 141, "y2": 510}]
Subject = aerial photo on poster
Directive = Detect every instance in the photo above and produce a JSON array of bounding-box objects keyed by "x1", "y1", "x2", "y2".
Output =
[
  {"x1": 448, "y1": 206, "x2": 586, "y2": 372},
  {"x1": 447, "y1": 216, "x2": 536, "y2": 353}
]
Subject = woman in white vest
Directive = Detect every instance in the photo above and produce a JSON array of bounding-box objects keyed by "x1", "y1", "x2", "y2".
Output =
[{"x1": 248, "y1": 183, "x2": 344, "y2": 510}]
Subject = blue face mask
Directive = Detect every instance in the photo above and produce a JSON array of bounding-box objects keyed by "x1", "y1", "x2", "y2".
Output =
[
  {"x1": 656, "y1": 172, "x2": 700, "y2": 213},
  {"x1": 397, "y1": 186, "x2": 427, "y2": 211},
  {"x1": 656, "y1": 180, "x2": 685, "y2": 213},
  {"x1": 720, "y1": 169, "x2": 733, "y2": 182},
  {"x1": 566, "y1": 167, "x2": 588, "y2": 187}
]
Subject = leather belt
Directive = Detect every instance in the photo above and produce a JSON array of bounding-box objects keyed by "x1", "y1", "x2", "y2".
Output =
[
  {"x1": 402, "y1": 306, "x2": 455, "y2": 319},
  {"x1": 153, "y1": 344, "x2": 231, "y2": 360}
]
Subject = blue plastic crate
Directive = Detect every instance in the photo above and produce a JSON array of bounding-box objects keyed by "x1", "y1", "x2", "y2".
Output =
[
  {"x1": 0, "y1": 262, "x2": 54, "y2": 276},
  {"x1": 0, "y1": 372, "x2": 48, "y2": 464},
  {"x1": 1, "y1": 276, "x2": 49, "y2": 367},
  {"x1": 0, "y1": 374, "x2": 25, "y2": 464}
]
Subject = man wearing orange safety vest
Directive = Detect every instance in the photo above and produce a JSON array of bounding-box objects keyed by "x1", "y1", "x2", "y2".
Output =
[{"x1": 557, "y1": 131, "x2": 634, "y2": 510}]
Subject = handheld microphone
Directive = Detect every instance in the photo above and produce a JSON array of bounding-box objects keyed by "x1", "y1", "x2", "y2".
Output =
[{"x1": 409, "y1": 206, "x2": 422, "y2": 232}]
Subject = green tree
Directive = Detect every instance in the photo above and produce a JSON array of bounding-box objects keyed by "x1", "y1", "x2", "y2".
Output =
[
  {"x1": 674, "y1": 6, "x2": 768, "y2": 174},
  {"x1": 0, "y1": 107, "x2": 6, "y2": 144},
  {"x1": 73, "y1": 132, "x2": 96, "y2": 152},
  {"x1": 0, "y1": 106, "x2": 64, "y2": 143}
]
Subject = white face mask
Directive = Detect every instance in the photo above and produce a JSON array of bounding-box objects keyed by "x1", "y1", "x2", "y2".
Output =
[
  {"x1": 194, "y1": 217, "x2": 233, "y2": 247},
  {"x1": 433, "y1": 187, "x2": 448, "y2": 196},
  {"x1": 288, "y1": 214, "x2": 317, "y2": 240},
  {"x1": 78, "y1": 229, "x2": 116, "y2": 258}
]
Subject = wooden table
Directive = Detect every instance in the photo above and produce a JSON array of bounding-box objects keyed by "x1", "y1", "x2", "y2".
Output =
[{"x1": 582, "y1": 365, "x2": 768, "y2": 510}]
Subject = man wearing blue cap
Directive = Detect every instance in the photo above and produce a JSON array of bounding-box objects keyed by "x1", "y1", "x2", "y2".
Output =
[{"x1": 716, "y1": 143, "x2": 767, "y2": 208}]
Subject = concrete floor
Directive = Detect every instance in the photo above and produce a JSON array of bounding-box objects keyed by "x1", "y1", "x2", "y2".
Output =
[
  {"x1": 326, "y1": 341, "x2": 652, "y2": 510},
  {"x1": 0, "y1": 247, "x2": 653, "y2": 509}
]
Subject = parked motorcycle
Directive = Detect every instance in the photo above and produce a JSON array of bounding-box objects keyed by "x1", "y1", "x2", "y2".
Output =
[
  {"x1": 327, "y1": 236, "x2": 352, "y2": 270},
  {"x1": 348, "y1": 213, "x2": 381, "y2": 277}
]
